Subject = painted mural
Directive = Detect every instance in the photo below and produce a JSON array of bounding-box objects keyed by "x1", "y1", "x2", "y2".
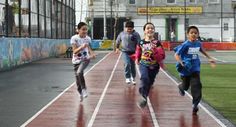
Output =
[{"x1": 0, "y1": 38, "x2": 69, "y2": 71}]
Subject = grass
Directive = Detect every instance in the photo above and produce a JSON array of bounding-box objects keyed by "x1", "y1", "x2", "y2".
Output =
[{"x1": 165, "y1": 63, "x2": 236, "y2": 125}]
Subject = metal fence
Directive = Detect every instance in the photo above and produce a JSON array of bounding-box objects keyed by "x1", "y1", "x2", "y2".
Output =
[{"x1": 0, "y1": 0, "x2": 76, "y2": 39}]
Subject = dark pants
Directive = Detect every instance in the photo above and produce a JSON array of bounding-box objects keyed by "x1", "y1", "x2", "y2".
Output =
[
  {"x1": 179, "y1": 72, "x2": 202, "y2": 106},
  {"x1": 139, "y1": 64, "x2": 159, "y2": 98},
  {"x1": 73, "y1": 60, "x2": 90, "y2": 94},
  {"x1": 122, "y1": 52, "x2": 136, "y2": 79}
]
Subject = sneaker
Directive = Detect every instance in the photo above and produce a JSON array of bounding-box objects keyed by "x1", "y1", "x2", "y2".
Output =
[
  {"x1": 131, "y1": 77, "x2": 136, "y2": 85},
  {"x1": 125, "y1": 78, "x2": 131, "y2": 84},
  {"x1": 79, "y1": 94, "x2": 83, "y2": 102},
  {"x1": 178, "y1": 85, "x2": 185, "y2": 96},
  {"x1": 192, "y1": 105, "x2": 199, "y2": 115},
  {"x1": 137, "y1": 95, "x2": 147, "y2": 109},
  {"x1": 82, "y1": 89, "x2": 88, "y2": 98}
]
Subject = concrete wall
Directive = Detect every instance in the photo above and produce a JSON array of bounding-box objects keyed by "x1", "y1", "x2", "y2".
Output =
[{"x1": 0, "y1": 38, "x2": 70, "y2": 71}]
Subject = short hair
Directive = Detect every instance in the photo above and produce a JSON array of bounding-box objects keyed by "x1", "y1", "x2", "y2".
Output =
[
  {"x1": 77, "y1": 22, "x2": 87, "y2": 30},
  {"x1": 125, "y1": 21, "x2": 134, "y2": 28},
  {"x1": 187, "y1": 26, "x2": 199, "y2": 34}
]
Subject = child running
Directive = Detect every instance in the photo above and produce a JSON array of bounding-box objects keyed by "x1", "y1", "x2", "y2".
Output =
[
  {"x1": 174, "y1": 26, "x2": 215, "y2": 115},
  {"x1": 70, "y1": 22, "x2": 96, "y2": 102},
  {"x1": 135, "y1": 22, "x2": 165, "y2": 109},
  {"x1": 116, "y1": 21, "x2": 141, "y2": 85}
]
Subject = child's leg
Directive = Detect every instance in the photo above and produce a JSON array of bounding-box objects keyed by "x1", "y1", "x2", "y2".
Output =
[
  {"x1": 130, "y1": 59, "x2": 136, "y2": 79},
  {"x1": 178, "y1": 76, "x2": 191, "y2": 96},
  {"x1": 180, "y1": 76, "x2": 191, "y2": 91},
  {"x1": 148, "y1": 66, "x2": 159, "y2": 92},
  {"x1": 74, "y1": 60, "x2": 90, "y2": 93},
  {"x1": 122, "y1": 52, "x2": 132, "y2": 79},
  {"x1": 139, "y1": 64, "x2": 150, "y2": 98},
  {"x1": 190, "y1": 72, "x2": 202, "y2": 107}
]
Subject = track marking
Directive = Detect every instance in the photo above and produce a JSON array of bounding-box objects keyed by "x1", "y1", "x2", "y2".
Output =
[
  {"x1": 136, "y1": 65, "x2": 160, "y2": 127},
  {"x1": 160, "y1": 68, "x2": 227, "y2": 127},
  {"x1": 87, "y1": 53, "x2": 122, "y2": 127},
  {"x1": 200, "y1": 54, "x2": 227, "y2": 63},
  {"x1": 20, "y1": 52, "x2": 112, "y2": 127},
  {"x1": 216, "y1": 50, "x2": 236, "y2": 53}
]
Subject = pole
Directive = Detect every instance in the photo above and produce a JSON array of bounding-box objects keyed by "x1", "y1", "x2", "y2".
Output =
[
  {"x1": 234, "y1": 7, "x2": 236, "y2": 42},
  {"x1": 5, "y1": 0, "x2": 9, "y2": 37},
  {"x1": 184, "y1": 0, "x2": 186, "y2": 40},
  {"x1": 221, "y1": 0, "x2": 223, "y2": 42},
  {"x1": 113, "y1": 0, "x2": 118, "y2": 51},
  {"x1": 110, "y1": 0, "x2": 113, "y2": 40},
  {"x1": 146, "y1": 0, "x2": 148, "y2": 22},
  {"x1": 80, "y1": 0, "x2": 83, "y2": 22},
  {"x1": 103, "y1": 0, "x2": 107, "y2": 39}
]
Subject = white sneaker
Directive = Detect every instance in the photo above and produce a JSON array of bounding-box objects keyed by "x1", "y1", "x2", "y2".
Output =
[
  {"x1": 82, "y1": 89, "x2": 88, "y2": 98},
  {"x1": 79, "y1": 95, "x2": 83, "y2": 102},
  {"x1": 131, "y1": 77, "x2": 136, "y2": 85},
  {"x1": 125, "y1": 78, "x2": 131, "y2": 84}
]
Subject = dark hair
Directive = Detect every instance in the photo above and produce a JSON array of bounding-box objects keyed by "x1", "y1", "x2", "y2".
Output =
[
  {"x1": 187, "y1": 26, "x2": 199, "y2": 34},
  {"x1": 77, "y1": 22, "x2": 87, "y2": 30},
  {"x1": 143, "y1": 22, "x2": 155, "y2": 31},
  {"x1": 125, "y1": 21, "x2": 134, "y2": 28}
]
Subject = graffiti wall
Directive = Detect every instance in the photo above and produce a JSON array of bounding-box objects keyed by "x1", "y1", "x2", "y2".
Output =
[
  {"x1": 0, "y1": 38, "x2": 69, "y2": 71},
  {"x1": 90, "y1": 40, "x2": 113, "y2": 50}
]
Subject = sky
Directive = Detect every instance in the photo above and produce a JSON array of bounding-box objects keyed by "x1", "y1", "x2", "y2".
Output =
[{"x1": 75, "y1": 0, "x2": 88, "y2": 24}]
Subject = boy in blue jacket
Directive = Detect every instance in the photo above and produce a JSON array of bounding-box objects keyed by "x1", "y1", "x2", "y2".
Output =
[{"x1": 174, "y1": 26, "x2": 215, "y2": 115}]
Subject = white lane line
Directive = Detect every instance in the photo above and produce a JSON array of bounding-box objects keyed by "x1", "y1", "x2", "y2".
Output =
[
  {"x1": 211, "y1": 56, "x2": 227, "y2": 63},
  {"x1": 20, "y1": 52, "x2": 112, "y2": 127},
  {"x1": 216, "y1": 50, "x2": 236, "y2": 53},
  {"x1": 200, "y1": 54, "x2": 227, "y2": 63},
  {"x1": 136, "y1": 66, "x2": 160, "y2": 127},
  {"x1": 87, "y1": 53, "x2": 122, "y2": 127},
  {"x1": 160, "y1": 68, "x2": 227, "y2": 127}
]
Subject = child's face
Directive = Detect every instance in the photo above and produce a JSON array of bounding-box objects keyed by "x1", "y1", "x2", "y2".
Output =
[
  {"x1": 125, "y1": 27, "x2": 134, "y2": 34},
  {"x1": 78, "y1": 25, "x2": 88, "y2": 37},
  {"x1": 187, "y1": 28, "x2": 199, "y2": 42},
  {"x1": 144, "y1": 24, "x2": 155, "y2": 38}
]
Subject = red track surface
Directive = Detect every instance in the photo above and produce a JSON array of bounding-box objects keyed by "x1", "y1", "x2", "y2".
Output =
[{"x1": 24, "y1": 52, "x2": 225, "y2": 127}]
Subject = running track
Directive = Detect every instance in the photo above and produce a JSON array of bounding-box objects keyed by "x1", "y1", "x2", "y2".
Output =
[{"x1": 21, "y1": 52, "x2": 227, "y2": 127}]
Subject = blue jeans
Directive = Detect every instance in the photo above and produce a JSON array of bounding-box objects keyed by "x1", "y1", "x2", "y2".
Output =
[
  {"x1": 139, "y1": 64, "x2": 159, "y2": 98},
  {"x1": 122, "y1": 52, "x2": 136, "y2": 79}
]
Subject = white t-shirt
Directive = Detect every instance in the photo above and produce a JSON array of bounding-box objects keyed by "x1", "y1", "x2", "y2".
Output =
[{"x1": 70, "y1": 35, "x2": 91, "y2": 64}]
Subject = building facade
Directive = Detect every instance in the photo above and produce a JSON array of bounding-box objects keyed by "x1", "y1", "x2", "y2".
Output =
[
  {"x1": 0, "y1": 0, "x2": 76, "y2": 39},
  {"x1": 88, "y1": 0, "x2": 236, "y2": 42}
]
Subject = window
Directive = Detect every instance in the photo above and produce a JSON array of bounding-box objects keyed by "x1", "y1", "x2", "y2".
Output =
[
  {"x1": 224, "y1": 23, "x2": 228, "y2": 31},
  {"x1": 167, "y1": 0, "x2": 175, "y2": 4},
  {"x1": 190, "y1": 0, "x2": 196, "y2": 3},
  {"x1": 129, "y1": 0, "x2": 135, "y2": 4},
  {"x1": 208, "y1": 0, "x2": 219, "y2": 4}
]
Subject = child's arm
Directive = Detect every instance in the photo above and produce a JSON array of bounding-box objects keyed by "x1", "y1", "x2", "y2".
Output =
[
  {"x1": 135, "y1": 44, "x2": 142, "y2": 65},
  {"x1": 200, "y1": 48, "x2": 216, "y2": 67},
  {"x1": 115, "y1": 33, "x2": 122, "y2": 53},
  {"x1": 174, "y1": 53, "x2": 184, "y2": 67},
  {"x1": 72, "y1": 43, "x2": 88, "y2": 54},
  {"x1": 88, "y1": 45, "x2": 96, "y2": 59},
  {"x1": 200, "y1": 48, "x2": 215, "y2": 62}
]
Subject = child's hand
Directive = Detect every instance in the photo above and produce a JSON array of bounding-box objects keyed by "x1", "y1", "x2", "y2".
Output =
[
  {"x1": 89, "y1": 53, "x2": 96, "y2": 59},
  {"x1": 135, "y1": 59, "x2": 139, "y2": 65},
  {"x1": 81, "y1": 43, "x2": 88, "y2": 49},
  {"x1": 208, "y1": 58, "x2": 216, "y2": 68},
  {"x1": 115, "y1": 48, "x2": 120, "y2": 54}
]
